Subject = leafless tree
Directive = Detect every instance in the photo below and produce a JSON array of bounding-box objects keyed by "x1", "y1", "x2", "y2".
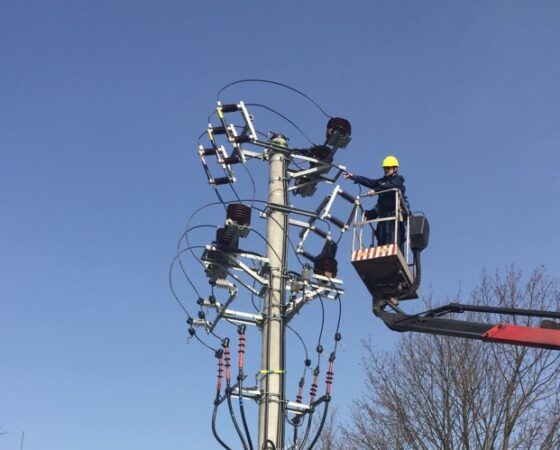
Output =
[{"x1": 321, "y1": 267, "x2": 560, "y2": 450}]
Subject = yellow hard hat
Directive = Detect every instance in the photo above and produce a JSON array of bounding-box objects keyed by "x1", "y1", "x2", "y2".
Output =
[{"x1": 382, "y1": 155, "x2": 399, "y2": 167}]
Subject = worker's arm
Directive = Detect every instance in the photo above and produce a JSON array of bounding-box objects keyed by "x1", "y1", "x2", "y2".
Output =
[{"x1": 349, "y1": 174, "x2": 381, "y2": 190}]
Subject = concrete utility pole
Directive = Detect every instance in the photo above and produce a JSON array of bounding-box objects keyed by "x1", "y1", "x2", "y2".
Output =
[{"x1": 258, "y1": 141, "x2": 288, "y2": 449}]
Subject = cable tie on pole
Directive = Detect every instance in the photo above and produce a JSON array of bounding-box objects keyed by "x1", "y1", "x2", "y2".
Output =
[{"x1": 259, "y1": 369, "x2": 286, "y2": 375}]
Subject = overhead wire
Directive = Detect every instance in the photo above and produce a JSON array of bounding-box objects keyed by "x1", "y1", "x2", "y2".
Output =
[
  {"x1": 245, "y1": 103, "x2": 316, "y2": 146},
  {"x1": 171, "y1": 244, "x2": 205, "y2": 307},
  {"x1": 303, "y1": 274, "x2": 343, "y2": 450},
  {"x1": 212, "y1": 400, "x2": 233, "y2": 450},
  {"x1": 305, "y1": 401, "x2": 330, "y2": 450},
  {"x1": 293, "y1": 295, "x2": 327, "y2": 448},
  {"x1": 173, "y1": 230, "x2": 230, "y2": 342},
  {"x1": 287, "y1": 324, "x2": 310, "y2": 374},
  {"x1": 216, "y1": 79, "x2": 332, "y2": 119},
  {"x1": 285, "y1": 321, "x2": 311, "y2": 446},
  {"x1": 316, "y1": 297, "x2": 326, "y2": 367},
  {"x1": 168, "y1": 251, "x2": 217, "y2": 353}
]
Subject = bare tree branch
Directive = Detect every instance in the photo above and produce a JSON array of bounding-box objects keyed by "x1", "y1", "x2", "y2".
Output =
[{"x1": 332, "y1": 267, "x2": 560, "y2": 450}]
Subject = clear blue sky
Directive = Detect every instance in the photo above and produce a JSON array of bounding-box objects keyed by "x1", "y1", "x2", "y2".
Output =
[{"x1": 2, "y1": 1, "x2": 559, "y2": 449}]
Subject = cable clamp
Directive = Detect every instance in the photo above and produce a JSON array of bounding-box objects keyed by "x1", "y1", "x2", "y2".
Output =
[{"x1": 259, "y1": 369, "x2": 286, "y2": 375}]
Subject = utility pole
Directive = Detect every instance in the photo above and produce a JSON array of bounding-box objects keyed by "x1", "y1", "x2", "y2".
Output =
[
  {"x1": 258, "y1": 140, "x2": 288, "y2": 449},
  {"x1": 194, "y1": 100, "x2": 352, "y2": 449}
]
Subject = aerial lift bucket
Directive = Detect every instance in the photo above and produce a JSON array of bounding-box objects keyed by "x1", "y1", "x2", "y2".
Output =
[
  {"x1": 351, "y1": 190, "x2": 427, "y2": 302},
  {"x1": 351, "y1": 243, "x2": 418, "y2": 300}
]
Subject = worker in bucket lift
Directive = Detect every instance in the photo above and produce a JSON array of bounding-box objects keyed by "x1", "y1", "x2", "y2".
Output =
[{"x1": 344, "y1": 155, "x2": 410, "y2": 250}]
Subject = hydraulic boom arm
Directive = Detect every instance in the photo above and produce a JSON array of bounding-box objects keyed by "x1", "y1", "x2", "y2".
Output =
[{"x1": 374, "y1": 301, "x2": 560, "y2": 350}]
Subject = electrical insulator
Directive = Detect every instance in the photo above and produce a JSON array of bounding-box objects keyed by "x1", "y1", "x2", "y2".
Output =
[
  {"x1": 219, "y1": 103, "x2": 240, "y2": 113},
  {"x1": 302, "y1": 251, "x2": 317, "y2": 263},
  {"x1": 233, "y1": 135, "x2": 251, "y2": 144},
  {"x1": 211, "y1": 126, "x2": 227, "y2": 135},
  {"x1": 212, "y1": 177, "x2": 231, "y2": 186},
  {"x1": 314, "y1": 258, "x2": 338, "y2": 278},
  {"x1": 201, "y1": 147, "x2": 217, "y2": 156},
  {"x1": 326, "y1": 117, "x2": 351, "y2": 138},
  {"x1": 301, "y1": 265, "x2": 311, "y2": 282},
  {"x1": 340, "y1": 190, "x2": 356, "y2": 203},
  {"x1": 222, "y1": 156, "x2": 241, "y2": 165},
  {"x1": 216, "y1": 226, "x2": 239, "y2": 250},
  {"x1": 226, "y1": 203, "x2": 251, "y2": 227}
]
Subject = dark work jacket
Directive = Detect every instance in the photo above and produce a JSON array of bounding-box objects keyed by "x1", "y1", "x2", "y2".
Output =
[{"x1": 352, "y1": 173, "x2": 409, "y2": 215}]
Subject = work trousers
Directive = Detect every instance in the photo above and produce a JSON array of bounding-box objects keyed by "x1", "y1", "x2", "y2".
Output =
[{"x1": 376, "y1": 219, "x2": 406, "y2": 252}]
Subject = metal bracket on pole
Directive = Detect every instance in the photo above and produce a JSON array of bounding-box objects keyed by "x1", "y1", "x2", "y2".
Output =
[{"x1": 285, "y1": 277, "x2": 344, "y2": 321}]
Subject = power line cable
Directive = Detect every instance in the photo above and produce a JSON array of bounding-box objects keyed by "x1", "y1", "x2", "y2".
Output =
[
  {"x1": 245, "y1": 103, "x2": 316, "y2": 146},
  {"x1": 216, "y1": 79, "x2": 332, "y2": 119},
  {"x1": 212, "y1": 402, "x2": 233, "y2": 450},
  {"x1": 168, "y1": 255, "x2": 217, "y2": 353}
]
